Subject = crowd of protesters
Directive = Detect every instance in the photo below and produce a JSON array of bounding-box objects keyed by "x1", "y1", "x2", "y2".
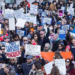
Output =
[{"x1": 0, "y1": 0, "x2": 75, "y2": 75}]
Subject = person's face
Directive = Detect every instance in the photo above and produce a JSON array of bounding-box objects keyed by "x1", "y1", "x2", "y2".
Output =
[
  {"x1": 14, "y1": 36, "x2": 19, "y2": 41},
  {"x1": 1, "y1": 47, "x2": 5, "y2": 53},
  {"x1": 50, "y1": 30, "x2": 53, "y2": 34},
  {"x1": 25, "y1": 23, "x2": 29, "y2": 27},
  {"x1": 30, "y1": 31, "x2": 33, "y2": 35},
  {"x1": 45, "y1": 45, "x2": 49, "y2": 50},
  {"x1": 72, "y1": 39, "x2": 75, "y2": 46},
  {"x1": 65, "y1": 49, "x2": 69, "y2": 52},
  {"x1": 57, "y1": 25, "x2": 60, "y2": 28},
  {"x1": 5, "y1": 39, "x2": 9, "y2": 42},
  {"x1": 40, "y1": 31, "x2": 44, "y2": 38},
  {"x1": 10, "y1": 59, "x2": 15, "y2": 64},
  {"x1": 53, "y1": 35, "x2": 57, "y2": 41},
  {"x1": 34, "y1": 35, "x2": 38, "y2": 40},
  {"x1": 5, "y1": 20, "x2": 8, "y2": 24},
  {"x1": 66, "y1": 60, "x2": 70, "y2": 66},
  {"x1": 27, "y1": 59, "x2": 32, "y2": 64},
  {"x1": 4, "y1": 67, "x2": 9, "y2": 73},
  {"x1": 58, "y1": 44, "x2": 63, "y2": 49},
  {"x1": 33, "y1": 56, "x2": 37, "y2": 61},
  {"x1": 32, "y1": 64, "x2": 36, "y2": 70},
  {"x1": 23, "y1": 39, "x2": 28, "y2": 44},
  {"x1": 70, "y1": 27, "x2": 73, "y2": 30}
]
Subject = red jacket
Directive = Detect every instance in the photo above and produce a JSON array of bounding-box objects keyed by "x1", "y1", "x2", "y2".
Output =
[{"x1": 67, "y1": 66, "x2": 75, "y2": 75}]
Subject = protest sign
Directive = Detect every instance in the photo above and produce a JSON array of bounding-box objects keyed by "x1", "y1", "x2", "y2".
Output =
[
  {"x1": 42, "y1": 18, "x2": 52, "y2": 25},
  {"x1": 58, "y1": 9, "x2": 64, "y2": 17},
  {"x1": 9, "y1": 18, "x2": 15, "y2": 30},
  {"x1": 16, "y1": 18, "x2": 26, "y2": 28},
  {"x1": 16, "y1": 30, "x2": 25, "y2": 37},
  {"x1": 41, "y1": 12, "x2": 47, "y2": 17},
  {"x1": 14, "y1": 8, "x2": 24, "y2": 19},
  {"x1": 55, "y1": 59, "x2": 66, "y2": 75},
  {"x1": 5, "y1": 41, "x2": 21, "y2": 58},
  {"x1": 30, "y1": 4, "x2": 38, "y2": 14},
  {"x1": 41, "y1": 52, "x2": 72, "y2": 62},
  {"x1": 25, "y1": 44, "x2": 41, "y2": 56},
  {"x1": 67, "y1": 7, "x2": 74, "y2": 15},
  {"x1": 61, "y1": 6, "x2": 65, "y2": 11},
  {"x1": 44, "y1": 61, "x2": 54, "y2": 74},
  {"x1": 59, "y1": 30, "x2": 65, "y2": 40},
  {"x1": 26, "y1": 14, "x2": 37, "y2": 25},
  {"x1": 4, "y1": 9, "x2": 14, "y2": 19},
  {"x1": 70, "y1": 32, "x2": 75, "y2": 38},
  {"x1": 0, "y1": 24, "x2": 1, "y2": 34},
  {"x1": 61, "y1": 25, "x2": 70, "y2": 30}
]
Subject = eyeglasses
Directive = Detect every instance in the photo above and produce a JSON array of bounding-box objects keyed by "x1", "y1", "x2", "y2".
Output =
[
  {"x1": 58, "y1": 46, "x2": 61, "y2": 47},
  {"x1": 66, "y1": 61, "x2": 70, "y2": 63},
  {"x1": 24, "y1": 40, "x2": 27, "y2": 41},
  {"x1": 1, "y1": 49, "x2": 5, "y2": 50}
]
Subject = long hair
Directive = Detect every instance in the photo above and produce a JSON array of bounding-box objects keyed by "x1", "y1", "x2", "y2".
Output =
[{"x1": 50, "y1": 66, "x2": 61, "y2": 75}]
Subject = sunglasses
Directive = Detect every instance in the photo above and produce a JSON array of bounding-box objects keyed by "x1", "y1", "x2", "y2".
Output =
[{"x1": 34, "y1": 36, "x2": 37, "y2": 37}]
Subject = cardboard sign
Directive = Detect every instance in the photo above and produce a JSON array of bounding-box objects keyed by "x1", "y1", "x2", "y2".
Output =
[
  {"x1": 44, "y1": 61, "x2": 54, "y2": 74},
  {"x1": 55, "y1": 59, "x2": 66, "y2": 75},
  {"x1": 42, "y1": 18, "x2": 52, "y2": 25},
  {"x1": 58, "y1": 9, "x2": 64, "y2": 17},
  {"x1": 61, "y1": 25, "x2": 70, "y2": 30},
  {"x1": 16, "y1": 18, "x2": 26, "y2": 28},
  {"x1": 30, "y1": 4, "x2": 38, "y2": 14},
  {"x1": 5, "y1": 41, "x2": 21, "y2": 58},
  {"x1": 16, "y1": 30, "x2": 25, "y2": 37},
  {"x1": 25, "y1": 44, "x2": 41, "y2": 56},
  {"x1": 4, "y1": 9, "x2": 14, "y2": 19},
  {"x1": 9, "y1": 18, "x2": 15, "y2": 30},
  {"x1": 59, "y1": 30, "x2": 65, "y2": 40}
]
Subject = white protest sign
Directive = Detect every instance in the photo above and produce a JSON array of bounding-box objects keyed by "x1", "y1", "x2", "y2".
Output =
[
  {"x1": 5, "y1": 41, "x2": 21, "y2": 58},
  {"x1": 30, "y1": 4, "x2": 38, "y2": 14},
  {"x1": 25, "y1": 44, "x2": 41, "y2": 56},
  {"x1": 26, "y1": 14, "x2": 37, "y2": 24},
  {"x1": 4, "y1": 9, "x2": 14, "y2": 19},
  {"x1": 44, "y1": 61, "x2": 54, "y2": 74},
  {"x1": 70, "y1": 32, "x2": 75, "y2": 38},
  {"x1": 14, "y1": 8, "x2": 24, "y2": 19},
  {"x1": 0, "y1": 24, "x2": 1, "y2": 34},
  {"x1": 55, "y1": 59, "x2": 66, "y2": 75},
  {"x1": 61, "y1": 25, "x2": 70, "y2": 30},
  {"x1": 43, "y1": 18, "x2": 52, "y2": 25},
  {"x1": 9, "y1": 18, "x2": 15, "y2": 30},
  {"x1": 16, "y1": 18, "x2": 26, "y2": 28}
]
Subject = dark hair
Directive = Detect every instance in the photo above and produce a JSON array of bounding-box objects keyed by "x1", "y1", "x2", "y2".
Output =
[
  {"x1": 59, "y1": 43, "x2": 65, "y2": 49},
  {"x1": 50, "y1": 66, "x2": 61, "y2": 75},
  {"x1": 35, "y1": 63, "x2": 42, "y2": 70},
  {"x1": 66, "y1": 58, "x2": 74, "y2": 73},
  {"x1": 13, "y1": 34, "x2": 19, "y2": 39}
]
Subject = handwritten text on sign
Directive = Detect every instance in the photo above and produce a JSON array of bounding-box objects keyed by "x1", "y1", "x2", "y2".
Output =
[{"x1": 5, "y1": 41, "x2": 21, "y2": 58}]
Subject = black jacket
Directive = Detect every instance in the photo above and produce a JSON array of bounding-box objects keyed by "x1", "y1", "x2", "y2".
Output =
[
  {"x1": 0, "y1": 68, "x2": 7, "y2": 75},
  {"x1": 39, "y1": 36, "x2": 50, "y2": 51},
  {"x1": 52, "y1": 40, "x2": 61, "y2": 52}
]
